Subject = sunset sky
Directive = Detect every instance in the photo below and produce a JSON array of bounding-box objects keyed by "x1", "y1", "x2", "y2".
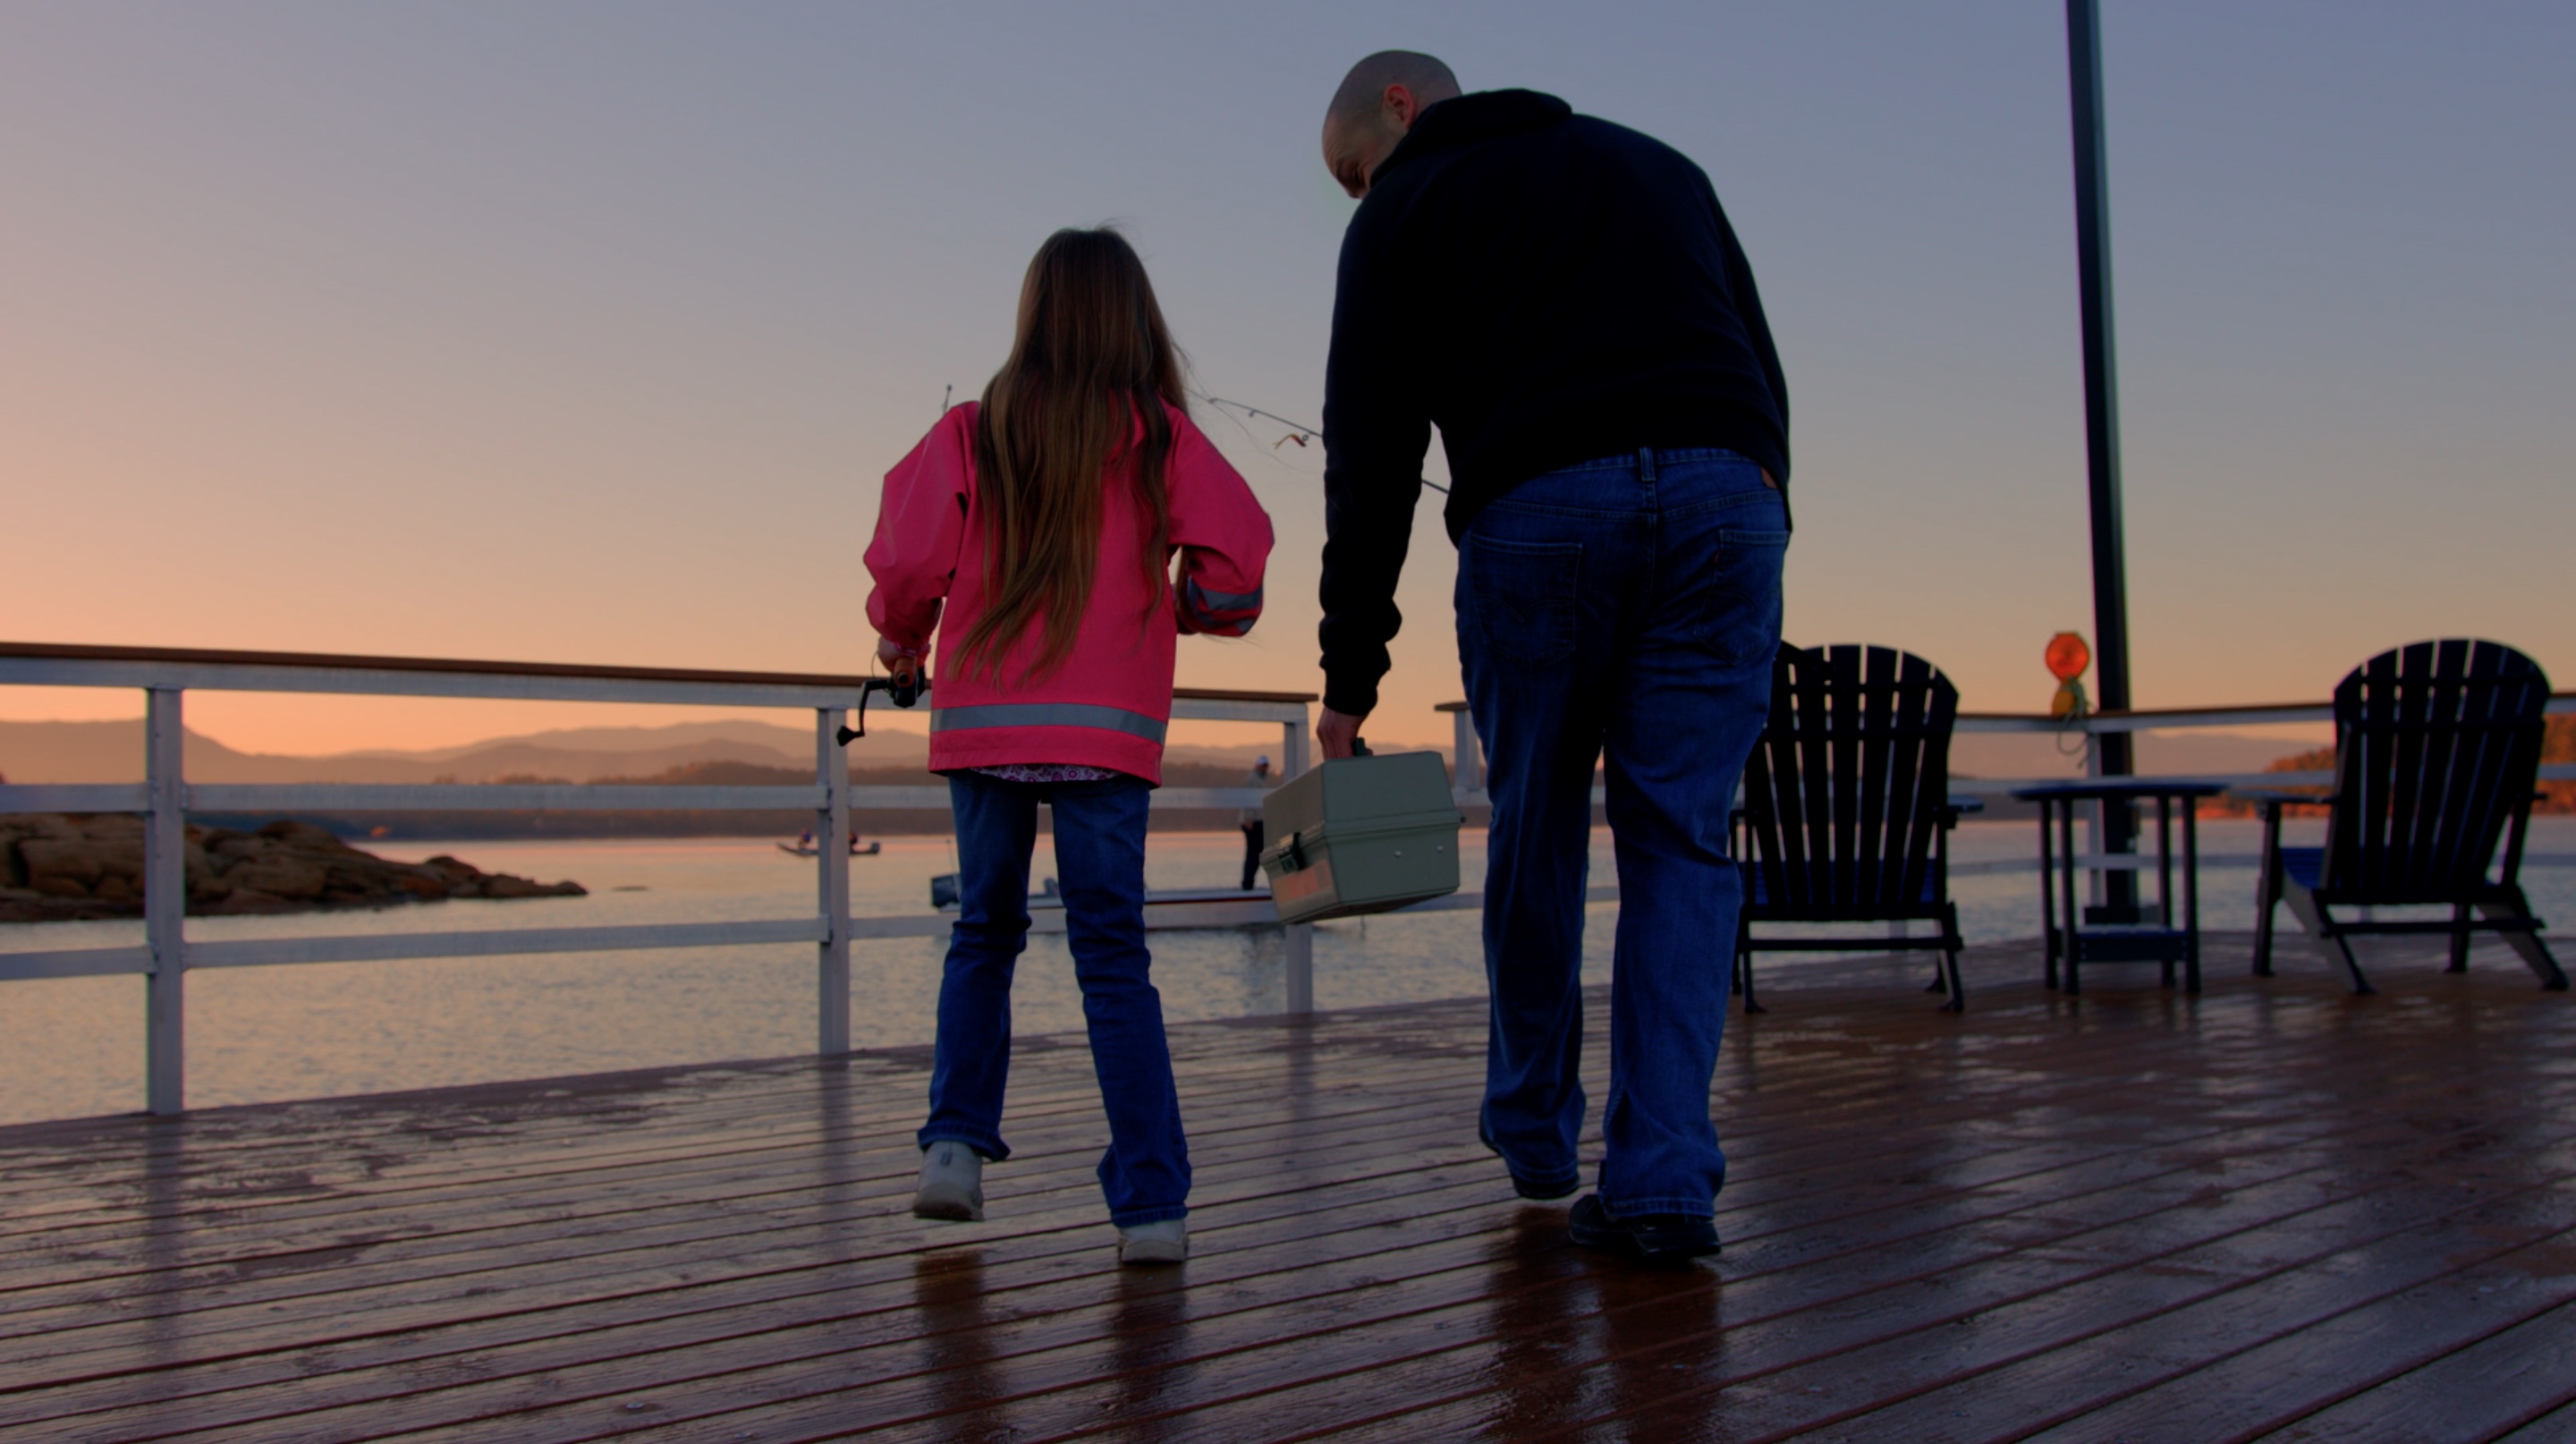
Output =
[{"x1": 4, "y1": 2, "x2": 2570, "y2": 756}]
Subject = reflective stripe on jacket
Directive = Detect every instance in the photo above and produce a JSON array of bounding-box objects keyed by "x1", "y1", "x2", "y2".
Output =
[{"x1": 863, "y1": 401, "x2": 1273, "y2": 785}]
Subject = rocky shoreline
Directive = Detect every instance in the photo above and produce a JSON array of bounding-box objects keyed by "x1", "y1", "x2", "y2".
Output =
[{"x1": 0, "y1": 814, "x2": 584, "y2": 923}]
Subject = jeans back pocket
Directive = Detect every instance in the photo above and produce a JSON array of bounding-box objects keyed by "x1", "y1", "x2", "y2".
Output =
[
  {"x1": 1690, "y1": 527, "x2": 1791, "y2": 668},
  {"x1": 1465, "y1": 533, "x2": 1583, "y2": 667}
]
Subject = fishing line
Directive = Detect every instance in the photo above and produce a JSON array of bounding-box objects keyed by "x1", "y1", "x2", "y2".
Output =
[
  {"x1": 1199, "y1": 396, "x2": 1300, "y2": 472},
  {"x1": 1193, "y1": 391, "x2": 1450, "y2": 495}
]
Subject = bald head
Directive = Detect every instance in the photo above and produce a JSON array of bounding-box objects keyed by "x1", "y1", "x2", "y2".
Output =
[{"x1": 1321, "y1": 50, "x2": 1461, "y2": 198}]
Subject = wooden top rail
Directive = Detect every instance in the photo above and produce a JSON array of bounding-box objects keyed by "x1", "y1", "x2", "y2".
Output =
[
  {"x1": 0, "y1": 641, "x2": 1312, "y2": 706},
  {"x1": 1173, "y1": 686, "x2": 1319, "y2": 705},
  {"x1": 0, "y1": 641, "x2": 881, "y2": 689}
]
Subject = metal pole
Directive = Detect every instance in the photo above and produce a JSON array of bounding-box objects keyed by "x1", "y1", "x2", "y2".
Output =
[
  {"x1": 816, "y1": 708, "x2": 851, "y2": 1055},
  {"x1": 1450, "y1": 708, "x2": 1480, "y2": 795},
  {"x1": 143, "y1": 687, "x2": 187, "y2": 1114},
  {"x1": 1281, "y1": 708, "x2": 1313, "y2": 1015},
  {"x1": 2067, "y1": 0, "x2": 2139, "y2": 916}
]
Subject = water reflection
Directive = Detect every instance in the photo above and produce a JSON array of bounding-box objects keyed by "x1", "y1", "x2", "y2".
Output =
[
  {"x1": 1471, "y1": 1210, "x2": 1724, "y2": 1438},
  {"x1": 1100, "y1": 1264, "x2": 1194, "y2": 1440},
  {"x1": 910, "y1": 1250, "x2": 1014, "y2": 1441},
  {"x1": 1582, "y1": 1259, "x2": 1722, "y2": 1440},
  {"x1": 813, "y1": 1059, "x2": 865, "y2": 1282},
  {"x1": 1476, "y1": 1209, "x2": 1600, "y2": 1437}
]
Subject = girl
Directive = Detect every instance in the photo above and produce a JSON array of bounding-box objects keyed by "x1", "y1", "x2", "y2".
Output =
[{"x1": 865, "y1": 228, "x2": 1272, "y2": 1265}]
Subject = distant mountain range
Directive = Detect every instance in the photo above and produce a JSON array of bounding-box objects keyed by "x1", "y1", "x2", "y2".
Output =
[
  {"x1": 0, "y1": 718, "x2": 905, "y2": 786},
  {"x1": 0, "y1": 717, "x2": 1285, "y2": 786}
]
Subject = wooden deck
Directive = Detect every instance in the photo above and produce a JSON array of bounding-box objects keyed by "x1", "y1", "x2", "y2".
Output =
[{"x1": 4, "y1": 937, "x2": 2575, "y2": 1442}]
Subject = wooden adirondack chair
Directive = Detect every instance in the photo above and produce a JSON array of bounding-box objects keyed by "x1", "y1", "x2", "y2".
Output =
[
  {"x1": 2250, "y1": 639, "x2": 2567, "y2": 994},
  {"x1": 1733, "y1": 644, "x2": 1979, "y2": 1013}
]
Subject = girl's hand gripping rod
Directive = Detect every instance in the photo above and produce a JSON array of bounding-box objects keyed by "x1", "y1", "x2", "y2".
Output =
[{"x1": 836, "y1": 658, "x2": 925, "y2": 745}]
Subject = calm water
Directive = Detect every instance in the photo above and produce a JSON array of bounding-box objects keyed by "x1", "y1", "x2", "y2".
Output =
[{"x1": 5, "y1": 819, "x2": 2572, "y2": 1125}]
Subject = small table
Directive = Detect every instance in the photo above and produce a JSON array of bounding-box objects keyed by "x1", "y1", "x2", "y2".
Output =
[{"x1": 2011, "y1": 779, "x2": 2229, "y2": 996}]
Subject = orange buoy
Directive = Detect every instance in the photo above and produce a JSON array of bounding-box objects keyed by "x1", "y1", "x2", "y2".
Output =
[
  {"x1": 2046, "y1": 632, "x2": 2090, "y2": 683},
  {"x1": 2046, "y1": 633, "x2": 2091, "y2": 720}
]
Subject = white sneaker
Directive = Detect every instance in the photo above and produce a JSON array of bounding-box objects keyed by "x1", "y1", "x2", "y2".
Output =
[
  {"x1": 1117, "y1": 1218, "x2": 1188, "y2": 1266},
  {"x1": 912, "y1": 1142, "x2": 984, "y2": 1221}
]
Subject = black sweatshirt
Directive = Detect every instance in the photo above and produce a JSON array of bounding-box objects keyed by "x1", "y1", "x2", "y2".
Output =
[{"x1": 1318, "y1": 89, "x2": 1789, "y2": 717}]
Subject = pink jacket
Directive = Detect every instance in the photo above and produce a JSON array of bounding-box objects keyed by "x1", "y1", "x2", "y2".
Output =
[{"x1": 864, "y1": 401, "x2": 1273, "y2": 785}]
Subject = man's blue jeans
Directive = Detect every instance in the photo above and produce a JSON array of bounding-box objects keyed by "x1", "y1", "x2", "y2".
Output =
[
  {"x1": 1457, "y1": 446, "x2": 1788, "y2": 1219},
  {"x1": 919, "y1": 770, "x2": 1190, "y2": 1227}
]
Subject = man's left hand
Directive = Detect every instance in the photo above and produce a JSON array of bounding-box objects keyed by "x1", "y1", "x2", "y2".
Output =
[{"x1": 1318, "y1": 707, "x2": 1368, "y2": 760}]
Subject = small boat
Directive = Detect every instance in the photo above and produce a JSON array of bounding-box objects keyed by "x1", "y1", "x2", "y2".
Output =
[{"x1": 778, "y1": 837, "x2": 884, "y2": 858}]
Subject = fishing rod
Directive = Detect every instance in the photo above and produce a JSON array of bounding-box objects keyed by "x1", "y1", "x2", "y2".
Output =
[{"x1": 1194, "y1": 392, "x2": 1450, "y2": 495}]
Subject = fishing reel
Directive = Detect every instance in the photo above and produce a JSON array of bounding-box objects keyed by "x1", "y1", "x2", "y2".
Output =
[{"x1": 836, "y1": 661, "x2": 925, "y2": 745}]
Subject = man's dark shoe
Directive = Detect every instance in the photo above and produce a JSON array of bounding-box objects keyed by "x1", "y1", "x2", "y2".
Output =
[
  {"x1": 1568, "y1": 1193, "x2": 1720, "y2": 1262},
  {"x1": 1479, "y1": 1122, "x2": 1578, "y2": 1201},
  {"x1": 1512, "y1": 1172, "x2": 1579, "y2": 1202}
]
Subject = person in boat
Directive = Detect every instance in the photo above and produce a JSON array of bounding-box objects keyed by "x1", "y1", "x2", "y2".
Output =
[
  {"x1": 1238, "y1": 754, "x2": 1272, "y2": 891},
  {"x1": 1314, "y1": 53, "x2": 1789, "y2": 1262},
  {"x1": 866, "y1": 226, "x2": 1274, "y2": 1266}
]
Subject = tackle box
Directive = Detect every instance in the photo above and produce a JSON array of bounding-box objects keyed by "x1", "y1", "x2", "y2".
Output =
[{"x1": 1260, "y1": 749, "x2": 1465, "y2": 924}]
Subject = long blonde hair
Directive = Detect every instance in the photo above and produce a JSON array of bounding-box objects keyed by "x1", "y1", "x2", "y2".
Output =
[{"x1": 956, "y1": 228, "x2": 1186, "y2": 683}]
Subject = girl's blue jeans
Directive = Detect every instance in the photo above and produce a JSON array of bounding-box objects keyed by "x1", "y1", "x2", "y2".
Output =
[
  {"x1": 918, "y1": 770, "x2": 1191, "y2": 1227},
  {"x1": 1458, "y1": 446, "x2": 1788, "y2": 1219}
]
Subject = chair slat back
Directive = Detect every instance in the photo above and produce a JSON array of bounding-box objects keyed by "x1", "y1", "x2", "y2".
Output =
[
  {"x1": 1741, "y1": 644, "x2": 1959, "y2": 918},
  {"x1": 2323, "y1": 639, "x2": 2549, "y2": 903}
]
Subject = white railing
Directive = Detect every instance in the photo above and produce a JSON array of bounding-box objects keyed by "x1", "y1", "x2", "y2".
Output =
[
  {"x1": 7, "y1": 641, "x2": 2572, "y2": 1116},
  {"x1": 0, "y1": 643, "x2": 1312, "y2": 1113}
]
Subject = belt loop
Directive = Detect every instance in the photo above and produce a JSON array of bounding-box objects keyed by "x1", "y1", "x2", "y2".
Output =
[{"x1": 1637, "y1": 446, "x2": 1657, "y2": 484}]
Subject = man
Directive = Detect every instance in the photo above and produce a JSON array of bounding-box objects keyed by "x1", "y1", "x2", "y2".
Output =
[
  {"x1": 1316, "y1": 52, "x2": 1789, "y2": 1261},
  {"x1": 1238, "y1": 754, "x2": 1273, "y2": 891}
]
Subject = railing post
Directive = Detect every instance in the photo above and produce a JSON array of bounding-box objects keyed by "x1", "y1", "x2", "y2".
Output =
[
  {"x1": 1451, "y1": 707, "x2": 1480, "y2": 794},
  {"x1": 815, "y1": 708, "x2": 851, "y2": 1056},
  {"x1": 1281, "y1": 705, "x2": 1313, "y2": 1015},
  {"x1": 2083, "y1": 716, "x2": 2106, "y2": 909},
  {"x1": 143, "y1": 686, "x2": 187, "y2": 1115}
]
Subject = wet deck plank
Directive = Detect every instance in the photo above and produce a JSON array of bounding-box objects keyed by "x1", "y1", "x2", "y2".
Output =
[{"x1": 2, "y1": 935, "x2": 2572, "y2": 1441}]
